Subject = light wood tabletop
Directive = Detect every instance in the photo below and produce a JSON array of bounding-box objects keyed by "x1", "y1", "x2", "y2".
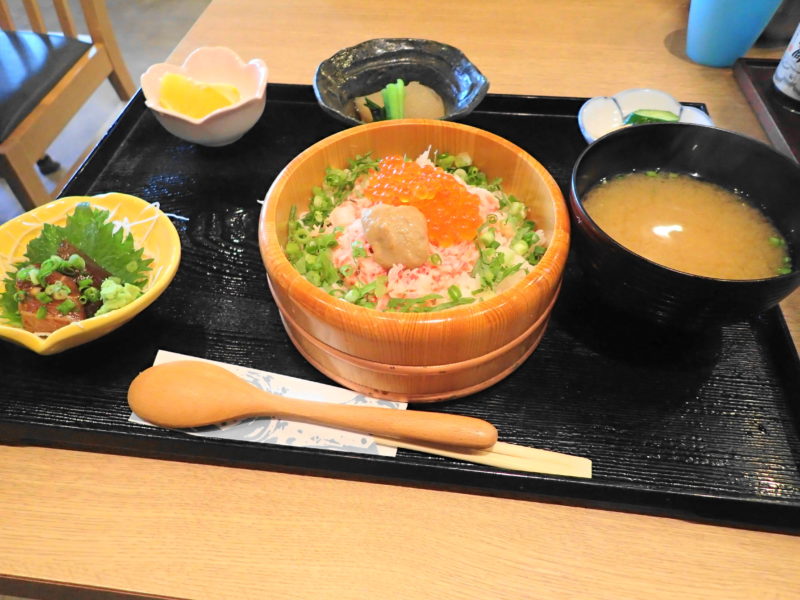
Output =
[{"x1": 1, "y1": 1, "x2": 799, "y2": 599}]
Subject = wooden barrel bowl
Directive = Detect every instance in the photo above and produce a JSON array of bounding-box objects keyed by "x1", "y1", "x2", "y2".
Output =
[{"x1": 258, "y1": 119, "x2": 570, "y2": 402}]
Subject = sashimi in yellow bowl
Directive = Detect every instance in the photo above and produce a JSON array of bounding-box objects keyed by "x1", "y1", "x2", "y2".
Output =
[{"x1": 0, "y1": 193, "x2": 181, "y2": 355}]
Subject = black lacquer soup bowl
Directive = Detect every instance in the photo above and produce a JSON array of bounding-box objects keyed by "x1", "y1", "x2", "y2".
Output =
[{"x1": 569, "y1": 123, "x2": 800, "y2": 330}]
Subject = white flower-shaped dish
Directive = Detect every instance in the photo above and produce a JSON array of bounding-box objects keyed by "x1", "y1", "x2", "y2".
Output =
[
  {"x1": 578, "y1": 88, "x2": 714, "y2": 144},
  {"x1": 141, "y1": 46, "x2": 268, "y2": 147}
]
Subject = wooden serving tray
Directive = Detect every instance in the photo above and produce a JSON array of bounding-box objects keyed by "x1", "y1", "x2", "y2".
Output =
[{"x1": 1, "y1": 85, "x2": 798, "y2": 533}]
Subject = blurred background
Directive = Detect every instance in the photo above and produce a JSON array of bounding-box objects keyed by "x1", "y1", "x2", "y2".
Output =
[{"x1": 0, "y1": 0, "x2": 211, "y2": 223}]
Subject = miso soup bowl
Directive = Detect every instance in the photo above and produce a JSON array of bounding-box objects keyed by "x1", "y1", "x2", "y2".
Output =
[
  {"x1": 259, "y1": 119, "x2": 570, "y2": 402},
  {"x1": 569, "y1": 123, "x2": 800, "y2": 330}
]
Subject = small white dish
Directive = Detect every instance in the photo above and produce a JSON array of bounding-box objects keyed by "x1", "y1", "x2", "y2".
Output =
[
  {"x1": 141, "y1": 46, "x2": 268, "y2": 147},
  {"x1": 578, "y1": 88, "x2": 714, "y2": 144}
]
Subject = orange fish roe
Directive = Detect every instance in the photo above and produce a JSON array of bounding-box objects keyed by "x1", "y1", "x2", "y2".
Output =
[{"x1": 362, "y1": 155, "x2": 482, "y2": 247}]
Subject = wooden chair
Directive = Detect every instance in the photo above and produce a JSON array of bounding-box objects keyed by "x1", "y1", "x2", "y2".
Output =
[{"x1": 0, "y1": 0, "x2": 135, "y2": 211}]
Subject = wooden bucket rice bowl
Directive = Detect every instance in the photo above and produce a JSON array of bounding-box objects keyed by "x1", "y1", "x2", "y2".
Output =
[{"x1": 259, "y1": 119, "x2": 569, "y2": 402}]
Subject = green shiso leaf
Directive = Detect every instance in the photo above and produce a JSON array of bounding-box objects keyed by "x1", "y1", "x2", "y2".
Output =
[
  {"x1": 25, "y1": 203, "x2": 152, "y2": 286},
  {"x1": 0, "y1": 266, "x2": 24, "y2": 327},
  {"x1": 0, "y1": 203, "x2": 152, "y2": 328}
]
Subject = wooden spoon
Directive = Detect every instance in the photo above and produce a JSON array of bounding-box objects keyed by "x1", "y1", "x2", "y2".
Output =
[{"x1": 128, "y1": 360, "x2": 498, "y2": 449}]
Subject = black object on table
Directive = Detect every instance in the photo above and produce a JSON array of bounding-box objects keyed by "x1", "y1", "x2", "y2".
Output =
[{"x1": 1, "y1": 84, "x2": 799, "y2": 533}]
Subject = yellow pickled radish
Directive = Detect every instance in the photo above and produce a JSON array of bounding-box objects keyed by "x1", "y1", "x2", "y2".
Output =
[{"x1": 158, "y1": 73, "x2": 241, "y2": 119}]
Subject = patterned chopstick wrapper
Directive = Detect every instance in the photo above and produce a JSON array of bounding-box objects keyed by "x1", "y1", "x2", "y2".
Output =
[{"x1": 129, "y1": 350, "x2": 407, "y2": 456}]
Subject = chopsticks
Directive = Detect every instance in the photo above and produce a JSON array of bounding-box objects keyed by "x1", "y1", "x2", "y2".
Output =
[{"x1": 372, "y1": 436, "x2": 592, "y2": 478}]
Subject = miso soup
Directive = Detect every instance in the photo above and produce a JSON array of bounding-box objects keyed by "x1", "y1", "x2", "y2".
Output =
[{"x1": 583, "y1": 172, "x2": 791, "y2": 280}]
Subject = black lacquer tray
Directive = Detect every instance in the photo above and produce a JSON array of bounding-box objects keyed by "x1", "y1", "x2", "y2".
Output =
[
  {"x1": 734, "y1": 58, "x2": 800, "y2": 164},
  {"x1": 2, "y1": 85, "x2": 799, "y2": 533}
]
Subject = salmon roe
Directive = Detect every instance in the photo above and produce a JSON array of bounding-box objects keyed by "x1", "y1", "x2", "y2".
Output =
[{"x1": 362, "y1": 155, "x2": 482, "y2": 247}]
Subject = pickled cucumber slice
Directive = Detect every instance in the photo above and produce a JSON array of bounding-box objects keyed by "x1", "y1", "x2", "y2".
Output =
[{"x1": 623, "y1": 109, "x2": 680, "y2": 125}]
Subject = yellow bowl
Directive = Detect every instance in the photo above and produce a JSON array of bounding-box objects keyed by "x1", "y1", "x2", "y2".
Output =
[
  {"x1": 259, "y1": 119, "x2": 570, "y2": 402},
  {"x1": 0, "y1": 193, "x2": 181, "y2": 355}
]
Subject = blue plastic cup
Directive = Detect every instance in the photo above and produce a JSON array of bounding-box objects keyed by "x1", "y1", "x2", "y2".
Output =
[{"x1": 686, "y1": 0, "x2": 783, "y2": 67}]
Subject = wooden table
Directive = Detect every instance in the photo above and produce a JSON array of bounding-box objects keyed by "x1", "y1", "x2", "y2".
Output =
[{"x1": 1, "y1": 2, "x2": 798, "y2": 598}]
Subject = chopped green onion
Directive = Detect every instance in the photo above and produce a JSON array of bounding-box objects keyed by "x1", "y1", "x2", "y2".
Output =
[
  {"x1": 67, "y1": 254, "x2": 85, "y2": 270},
  {"x1": 35, "y1": 292, "x2": 52, "y2": 303},
  {"x1": 16, "y1": 266, "x2": 32, "y2": 282},
  {"x1": 436, "y1": 153, "x2": 455, "y2": 169},
  {"x1": 285, "y1": 241, "x2": 302, "y2": 260},
  {"x1": 386, "y1": 294, "x2": 442, "y2": 312},
  {"x1": 38, "y1": 255, "x2": 67, "y2": 280},
  {"x1": 316, "y1": 233, "x2": 337, "y2": 248},
  {"x1": 508, "y1": 201, "x2": 526, "y2": 218},
  {"x1": 511, "y1": 240, "x2": 529, "y2": 255},
  {"x1": 36, "y1": 306, "x2": 47, "y2": 319},
  {"x1": 452, "y1": 168, "x2": 467, "y2": 181},
  {"x1": 45, "y1": 280, "x2": 71, "y2": 300},
  {"x1": 374, "y1": 275, "x2": 387, "y2": 297},
  {"x1": 478, "y1": 228, "x2": 496, "y2": 246},
  {"x1": 351, "y1": 241, "x2": 367, "y2": 259},
  {"x1": 428, "y1": 296, "x2": 475, "y2": 311},
  {"x1": 430, "y1": 254, "x2": 442, "y2": 266},
  {"x1": 324, "y1": 170, "x2": 348, "y2": 189},
  {"x1": 306, "y1": 270, "x2": 321, "y2": 286},
  {"x1": 454, "y1": 153, "x2": 472, "y2": 168},
  {"x1": 82, "y1": 287, "x2": 100, "y2": 302},
  {"x1": 57, "y1": 299, "x2": 76, "y2": 315},
  {"x1": 768, "y1": 236, "x2": 786, "y2": 247},
  {"x1": 480, "y1": 248, "x2": 496, "y2": 262}
]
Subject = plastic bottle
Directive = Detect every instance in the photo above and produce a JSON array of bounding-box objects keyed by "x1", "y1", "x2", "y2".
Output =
[{"x1": 773, "y1": 22, "x2": 800, "y2": 105}]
